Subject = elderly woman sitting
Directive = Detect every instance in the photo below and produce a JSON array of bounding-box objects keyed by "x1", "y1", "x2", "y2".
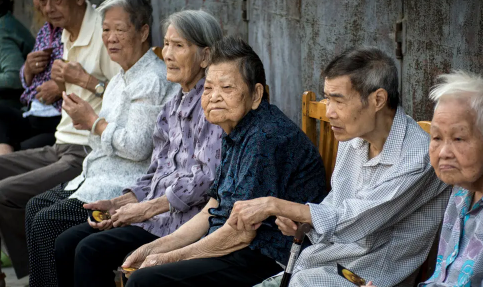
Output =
[
  {"x1": 52, "y1": 9, "x2": 223, "y2": 287},
  {"x1": 364, "y1": 71, "x2": 483, "y2": 287},
  {"x1": 24, "y1": 0, "x2": 178, "y2": 286},
  {"x1": 120, "y1": 36, "x2": 328, "y2": 287}
]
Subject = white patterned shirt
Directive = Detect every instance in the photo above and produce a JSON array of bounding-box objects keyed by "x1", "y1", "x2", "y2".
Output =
[
  {"x1": 67, "y1": 49, "x2": 179, "y2": 203},
  {"x1": 289, "y1": 107, "x2": 451, "y2": 287}
]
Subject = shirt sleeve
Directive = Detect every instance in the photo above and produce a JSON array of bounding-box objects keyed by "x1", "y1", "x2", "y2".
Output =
[
  {"x1": 164, "y1": 115, "x2": 223, "y2": 213},
  {"x1": 98, "y1": 75, "x2": 170, "y2": 161},
  {"x1": 306, "y1": 162, "x2": 447, "y2": 245},
  {"x1": 0, "y1": 36, "x2": 25, "y2": 90}
]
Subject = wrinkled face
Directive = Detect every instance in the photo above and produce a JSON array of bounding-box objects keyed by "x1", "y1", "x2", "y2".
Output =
[
  {"x1": 324, "y1": 76, "x2": 377, "y2": 141},
  {"x1": 162, "y1": 25, "x2": 205, "y2": 91},
  {"x1": 102, "y1": 6, "x2": 144, "y2": 69},
  {"x1": 202, "y1": 62, "x2": 261, "y2": 134},
  {"x1": 40, "y1": 0, "x2": 73, "y2": 28},
  {"x1": 429, "y1": 98, "x2": 483, "y2": 189}
]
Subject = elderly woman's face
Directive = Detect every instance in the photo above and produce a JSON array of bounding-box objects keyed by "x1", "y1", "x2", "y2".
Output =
[
  {"x1": 430, "y1": 98, "x2": 483, "y2": 189},
  {"x1": 162, "y1": 25, "x2": 207, "y2": 91},
  {"x1": 202, "y1": 62, "x2": 262, "y2": 134},
  {"x1": 102, "y1": 6, "x2": 147, "y2": 70}
]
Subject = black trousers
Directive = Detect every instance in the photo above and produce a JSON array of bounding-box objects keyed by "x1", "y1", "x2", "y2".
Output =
[
  {"x1": 125, "y1": 247, "x2": 284, "y2": 287},
  {"x1": 55, "y1": 223, "x2": 158, "y2": 287},
  {"x1": 0, "y1": 104, "x2": 60, "y2": 150}
]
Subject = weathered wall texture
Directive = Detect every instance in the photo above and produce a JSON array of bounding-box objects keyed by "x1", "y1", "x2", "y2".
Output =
[
  {"x1": 151, "y1": 0, "x2": 247, "y2": 47},
  {"x1": 248, "y1": 0, "x2": 303, "y2": 125},
  {"x1": 12, "y1": 0, "x2": 483, "y2": 123},
  {"x1": 402, "y1": 0, "x2": 483, "y2": 120}
]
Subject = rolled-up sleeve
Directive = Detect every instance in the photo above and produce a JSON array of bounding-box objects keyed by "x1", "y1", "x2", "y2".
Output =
[
  {"x1": 307, "y1": 163, "x2": 447, "y2": 245},
  {"x1": 165, "y1": 116, "x2": 222, "y2": 212}
]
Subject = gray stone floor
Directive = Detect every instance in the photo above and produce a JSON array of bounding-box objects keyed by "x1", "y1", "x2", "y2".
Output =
[{"x1": 4, "y1": 267, "x2": 29, "y2": 287}]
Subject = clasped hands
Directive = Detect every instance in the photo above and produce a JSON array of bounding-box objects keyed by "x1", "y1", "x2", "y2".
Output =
[{"x1": 51, "y1": 59, "x2": 89, "y2": 87}]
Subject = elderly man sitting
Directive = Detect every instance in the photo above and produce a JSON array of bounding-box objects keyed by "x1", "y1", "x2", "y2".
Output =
[
  {"x1": 363, "y1": 71, "x2": 483, "y2": 286},
  {"x1": 230, "y1": 47, "x2": 452, "y2": 287}
]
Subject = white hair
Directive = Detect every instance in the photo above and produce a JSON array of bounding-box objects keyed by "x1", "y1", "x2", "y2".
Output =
[{"x1": 430, "y1": 70, "x2": 483, "y2": 134}]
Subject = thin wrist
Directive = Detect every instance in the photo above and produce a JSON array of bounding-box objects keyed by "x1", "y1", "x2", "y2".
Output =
[
  {"x1": 267, "y1": 197, "x2": 280, "y2": 217},
  {"x1": 81, "y1": 73, "x2": 91, "y2": 89}
]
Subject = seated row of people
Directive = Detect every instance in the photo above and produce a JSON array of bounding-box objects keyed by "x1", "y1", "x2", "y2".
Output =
[{"x1": 0, "y1": 0, "x2": 481, "y2": 287}]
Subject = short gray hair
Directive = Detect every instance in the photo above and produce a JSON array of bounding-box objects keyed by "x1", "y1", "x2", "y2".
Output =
[
  {"x1": 98, "y1": 0, "x2": 153, "y2": 44},
  {"x1": 162, "y1": 10, "x2": 223, "y2": 48},
  {"x1": 323, "y1": 47, "x2": 400, "y2": 110},
  {"x1": 430, "y1": 70, "x2": 483, "y2": 134}
]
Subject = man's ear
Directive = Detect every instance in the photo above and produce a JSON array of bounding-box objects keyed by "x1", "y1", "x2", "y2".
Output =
[
  {"x1": 371, "y1": 88, "x2": 388, "y2": 112},
  {"x1": 200, "y1": 47, "x2": 210, "y2": 69},
  {"x1": 76, "y1": 0, "x2": 86, "y2": 6},
  {"x1": 140, "y1": 24, "x2": 150, "y2": 43},
  {"x1": 251, "y1": 83, "x2": 264, "y2": 110}
]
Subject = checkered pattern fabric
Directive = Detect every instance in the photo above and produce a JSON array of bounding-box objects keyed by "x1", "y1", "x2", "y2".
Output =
[{"x1": 288, "y1": 107, "x2": 452, "y2": 287}]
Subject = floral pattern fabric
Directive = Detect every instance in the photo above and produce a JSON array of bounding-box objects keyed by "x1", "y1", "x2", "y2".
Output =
[
  {"x1": 421, "y1": 187, "x2": 483, "y2": 287},
  {"x1": 19, "y1": 22, "x2": 63, "y2": 112},
  {"x1": 127, "y1": 78, "x2": 223, "y2": 238}
]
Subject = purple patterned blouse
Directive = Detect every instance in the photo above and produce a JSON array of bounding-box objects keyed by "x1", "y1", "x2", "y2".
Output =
[
  {"x1": 125, "y1": 78, "x2": 223, "y2": 237},
  {"x1": 19, "y1": 22, "x2": 63, "y2": 112}
]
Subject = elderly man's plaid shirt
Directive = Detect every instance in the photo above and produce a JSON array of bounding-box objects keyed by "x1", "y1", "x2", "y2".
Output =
[{"x1": 289, "y1": 107, "x2": 451, "y2": 287}]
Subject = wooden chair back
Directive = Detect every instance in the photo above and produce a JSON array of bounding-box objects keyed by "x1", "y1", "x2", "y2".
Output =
[
  {"x1": 301, "y1": 91, "x2": 338, "y2": 190},
  {"x1": 152, "y1": 46, "x2": 164, "y2": 60}
]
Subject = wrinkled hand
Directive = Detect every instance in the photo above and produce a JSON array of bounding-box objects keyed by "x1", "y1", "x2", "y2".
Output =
[
  {"x1": 62, "y1": 61, "x2": 88, "y2": 85},
  {"x1": 227, "y1": 197, "x2": 274, "y2": 231},
  {"x1": 111, "y1": 202, "x2": 151, "y2": 228},
  {"x1": 51, "y1": 60, "x2": 88, "y2": 87},
  {"x1": 51, "y1": 59, "x2": 66, "y2": 83},
  {"x1": 122, "y1": 242, "x2": 156, "y2": 269},
  {"x1": 62, "y1": 92, "x2": 98, "y2": 130},
  {"x1": 25, "y1": 50, "x2": 51, "y2": 75},
  {"x1": 35, "y1": 80, "x2": 61, "y2": 105},
  {"x1": 275, "y1": 216, "x2": 298, "y2": 236},
  {"x1": 139, "y1": 253, "x2": 177, "y2": 269},
  {"x1": 84, "y1": 200, "x2": 117, "y2": 230}
]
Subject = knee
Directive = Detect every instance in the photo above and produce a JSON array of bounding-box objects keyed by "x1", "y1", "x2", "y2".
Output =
[
  {"x1": 25, "y1": 196, "x2": 41, "y2": 222},
  {"x1": 73, "y1": 233, "x2": 104, "y2": 264}
]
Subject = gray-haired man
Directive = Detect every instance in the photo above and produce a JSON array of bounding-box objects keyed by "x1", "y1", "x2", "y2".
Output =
[{"x1": 229, "y1": 47, "x2": 451, "y2": 287}]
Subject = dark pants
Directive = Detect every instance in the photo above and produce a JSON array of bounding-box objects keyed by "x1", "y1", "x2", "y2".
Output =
[
  {"x1": 126, "y1": 247, "x2": 284, "y2": 287},
  {"x1": 55, "y1": 223, "x2": 158, "y2": 287},
  {"x1": 0, "y1": 104, "x2": 60, "y2": 150},
  {"x1": 0, "y1": 144, "x2": 88, "y2": 278}
]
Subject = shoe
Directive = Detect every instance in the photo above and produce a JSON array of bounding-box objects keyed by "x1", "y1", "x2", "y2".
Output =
[{"x1": 0, "y1": 252, "x2": 11, "y2": 268}]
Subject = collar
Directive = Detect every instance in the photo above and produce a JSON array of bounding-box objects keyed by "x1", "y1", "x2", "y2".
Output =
[
  {"x1": 454, "y1": 188, "x2": 483, "y2": 218},
  {"x1": 120, "y1": 49, "x2": 155, "y2": 84},
  {"x1": 169, "y1": 77, "x2": 205, "y2": 118},
  {"x1": 351, "y1": 106, "x2": 407, "y2": 166},
  {"x1": 224, "y1": 100, "x2": 270, "y2": 143},
  {"x1": 61, "y1": 1, "x2": 96, "y2": 47}
]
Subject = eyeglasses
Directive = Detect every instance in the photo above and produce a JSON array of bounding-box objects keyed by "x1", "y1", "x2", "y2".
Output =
[{"x1": 39, "y1": 0, "x2": 62, "y2": 6}]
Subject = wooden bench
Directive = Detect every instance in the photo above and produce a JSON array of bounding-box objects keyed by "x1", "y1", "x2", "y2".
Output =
[{"x1": 301, "y1": 91, "x2": 437, "y2": 286}]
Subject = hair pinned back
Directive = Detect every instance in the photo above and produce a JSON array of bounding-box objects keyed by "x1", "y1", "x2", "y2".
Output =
[{"x1": 208, "y1": 36, "x2": 268, "y2": 101}]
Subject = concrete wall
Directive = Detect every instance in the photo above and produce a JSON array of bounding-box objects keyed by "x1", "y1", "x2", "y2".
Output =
[
  {"x1": 150, "y1": 0, "x2": 247, "y2": 47},
  {"x1": 13, "y1": 0, "x2": 483, "y2": 123}
]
